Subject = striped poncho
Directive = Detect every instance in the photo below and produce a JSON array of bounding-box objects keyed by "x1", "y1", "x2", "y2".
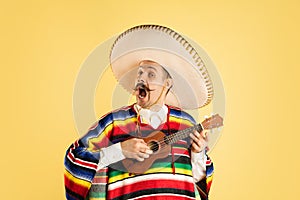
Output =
[{"x1": 64, "y1": 104, "x2": 214, "y2": 200}]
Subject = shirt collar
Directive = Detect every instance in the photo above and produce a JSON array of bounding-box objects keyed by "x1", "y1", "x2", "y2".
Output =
[{"x1": 134, "y1": 104, "x2": 168, "y2": 129}]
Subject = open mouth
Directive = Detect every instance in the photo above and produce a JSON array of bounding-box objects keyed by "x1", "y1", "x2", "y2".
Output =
[
  {"x1": 138, "y1": 87, "x2": 147, "y2": 99},
  {"x1": 134, "y1": 83, "x2": 151, "y2": 99}
]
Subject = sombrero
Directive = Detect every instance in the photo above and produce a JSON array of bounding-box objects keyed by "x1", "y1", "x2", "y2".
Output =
[{"x1": 110, "y1": 24, "x2": 213, "y2": 109}]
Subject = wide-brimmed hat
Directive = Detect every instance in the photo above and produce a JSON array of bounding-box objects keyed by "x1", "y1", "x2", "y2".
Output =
[{"x1": 110, "y1": 24, "x2": 213, "y2": 109}]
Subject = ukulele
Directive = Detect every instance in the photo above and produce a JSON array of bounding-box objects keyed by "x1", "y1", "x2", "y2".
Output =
[{"x1": 122, "y1": 114, "x2": 223, "y2": 174}]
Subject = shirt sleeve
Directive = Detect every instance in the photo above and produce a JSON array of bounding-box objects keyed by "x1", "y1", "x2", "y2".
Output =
[
  {"x1": 191, "y1": 150, "x2": 207, "y2": 182},
  {"x1": 97, "y1": 142, "x2": 126, "y2": 170},
  {"x1": 194, "y1": 152, "x2": 214, "y2": 200}
]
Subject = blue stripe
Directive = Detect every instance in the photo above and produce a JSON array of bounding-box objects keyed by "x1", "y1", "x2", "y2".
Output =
[
  {"x1": 65, "y1": 157, "x2": 96, "y2": 182},
  {"x1": 206, "y1": 163, "x2": 214, "y2": 176},
  {"x1": 169, "y1": 108, "x2": 196, "y2": 124}
]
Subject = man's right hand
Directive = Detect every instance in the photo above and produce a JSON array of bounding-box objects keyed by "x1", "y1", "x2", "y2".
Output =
[{"x1": 121, "y1": 138, "x2": 153, "y2": 162}]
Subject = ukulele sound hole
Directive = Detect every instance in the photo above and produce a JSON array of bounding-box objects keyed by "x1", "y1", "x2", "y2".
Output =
[{"x1": 148, "y1": 141, "x2": 159, "y2": 153}]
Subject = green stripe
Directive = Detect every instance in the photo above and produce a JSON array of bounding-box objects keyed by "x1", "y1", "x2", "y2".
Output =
[
  {"x1": 88, "y1": 191, "x2": 106, "y2": 198},
  {"x1": 109, "y1": 161, "x2": 192, "y2": 178}
]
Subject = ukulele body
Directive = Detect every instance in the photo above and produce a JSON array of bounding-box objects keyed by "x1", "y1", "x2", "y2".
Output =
[{"x1": 122, "y1": 130, "x2": 171, "y2": 174}]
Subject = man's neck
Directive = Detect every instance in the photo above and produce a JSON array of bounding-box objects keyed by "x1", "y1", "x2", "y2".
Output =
[{"x1": 137, "y1": 103, "x2": 165, "y2": 112}]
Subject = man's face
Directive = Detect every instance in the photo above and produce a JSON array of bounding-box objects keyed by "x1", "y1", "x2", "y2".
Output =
[{"x1": 134, "y1": 60, "x2": 171, "y2": 109}]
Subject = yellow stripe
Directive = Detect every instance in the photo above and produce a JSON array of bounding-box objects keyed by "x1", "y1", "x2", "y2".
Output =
[
  {"x1": 114, "y1": 117, "x2": 137, "y2": 127},
  {"x1": 108, "y1": 168, "x2": 192, "y2": 183},
  {"x1": 108, "y1": 172, "x2": 131, "y2": 183},
  {"x1": 169, "y1": 116, "x2": 194, "y2": 127},
  {"x1": 64, "y1": 169, "x2": 91, "y2": 188},
  {"x1": 207, "y1": 174, "x2": 213, "y2": 183},
  {"x1": 87, "y1": 123, "x2": 112, "y2": 151},
  {"x1": 146, "y1": 167, "x2": 192, "y2": 175}
]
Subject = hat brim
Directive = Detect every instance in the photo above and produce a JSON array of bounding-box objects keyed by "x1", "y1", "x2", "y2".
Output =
[{"x1": 110, "y1": 25, "x2": 213, "y2": 109}]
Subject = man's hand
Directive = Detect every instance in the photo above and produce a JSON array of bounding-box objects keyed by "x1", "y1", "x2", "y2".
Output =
[
  {"x1": 190, "y1": 130, "x2": 208, "y2": 153},
  {"x1": 121, "y1": 138, "x2": 153, "y2": 162}
]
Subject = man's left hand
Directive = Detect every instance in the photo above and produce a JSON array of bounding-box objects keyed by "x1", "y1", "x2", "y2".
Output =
[{"x1": 190, "y1": 130, "x2": 208, "y2": 153}]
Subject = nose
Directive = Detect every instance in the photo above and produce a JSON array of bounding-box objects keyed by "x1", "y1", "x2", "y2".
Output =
[
  {"x1": 137, "y1": 78, "x2": 145, "y2": 83},
  {"x1": 137, "y1": 73, "x2": 146, "y2": 83},
  {"x1": 135, "y1": 75, "x2": 145, "y2": 88}
]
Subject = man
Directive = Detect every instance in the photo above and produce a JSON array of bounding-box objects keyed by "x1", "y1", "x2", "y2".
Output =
[{"x1": 65, "y1": 25, "x2": 214, "y2": 200}]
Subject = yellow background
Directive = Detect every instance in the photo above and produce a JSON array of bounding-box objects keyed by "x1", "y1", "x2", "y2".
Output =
[{"x1": 1, "y1": 0, "x2": 299, "y2": 199}]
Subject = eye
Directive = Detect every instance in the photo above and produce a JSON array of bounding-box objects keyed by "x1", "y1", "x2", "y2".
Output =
[{"x1": 148, "y1": 72, "x2": 155, "y2": 78}]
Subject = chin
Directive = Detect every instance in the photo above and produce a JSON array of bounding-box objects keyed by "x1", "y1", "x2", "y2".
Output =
[
  {"x1": 136, "y1": 99, "x2": 151, "y2": 108},
  {"x1": 137, "y1": 101, "x2": 147, "y2": 108}
]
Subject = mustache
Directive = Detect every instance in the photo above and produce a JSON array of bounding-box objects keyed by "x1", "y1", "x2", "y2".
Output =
[{"x1": 133, "y1": 83, "x2": 154, "y2": 92}]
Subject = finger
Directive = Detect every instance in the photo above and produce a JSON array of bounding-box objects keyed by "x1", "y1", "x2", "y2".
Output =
[
  {"x1": 139, "y1": 146, "x2": 152, "y2": 154},
  {"x1": 145, "y1": 149, "x2": 153, "y2": 154},
  {"x1": 191, "y1": 138, "x2": 202, "y2": 148},
  {"x1": 138, "y1": 152, "x2": 150, "y2": 159},
  {"x1": 135, "y1": 154, "x2": 145, "y2": 162},
  {"x1": 137, "y1": 142, "x2": 151, "y2": 151},
  {"x1": 195, "y1": 130, "x2": 207, "y2": 139},
  {"x1": 193, "y1": 130, "x2": 200, "y2": 138},
  {"x1": 190, "y1": 133, "x2": 200, "y2": 143},
  {"x1": 191, "y1": 142, "x2": 201, "y2": 153},
  {"x1": 190, "y1": 134, "x2": 206, "y2": 149}
]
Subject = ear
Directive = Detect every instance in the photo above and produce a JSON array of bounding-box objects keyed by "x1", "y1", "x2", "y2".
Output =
[{"x1": 165, "y1": 78, "x2": 173, "y2": 89}]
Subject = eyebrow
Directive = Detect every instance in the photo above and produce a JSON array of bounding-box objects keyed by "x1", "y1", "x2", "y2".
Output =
[{"x1": 139, "y1": 65, "x2": 158, "y2": 71}]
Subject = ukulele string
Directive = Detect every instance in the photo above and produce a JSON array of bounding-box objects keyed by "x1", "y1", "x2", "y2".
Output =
[
  {"x1": 147, "y1": 125, "x2": 198, "y2": 151},
  {"x1": 149, "y1": 127, "x2": 193, "y2": 149}
]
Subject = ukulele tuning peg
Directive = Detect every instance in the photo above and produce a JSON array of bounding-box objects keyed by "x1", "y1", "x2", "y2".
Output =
[{"x1": 204, "y1": 115, "x2": 208, "y2": 119}]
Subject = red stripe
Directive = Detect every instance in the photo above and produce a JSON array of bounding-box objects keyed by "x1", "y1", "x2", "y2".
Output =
[
  {"x1": 92, "y1": 176, "x2": 108, "y2": 183},
  {"x1": 108, "y1": 179, "x2": 194, "y2": 199},
  {"x1": 111, "y1": 118, "x2": 192, "y2": 138},
  {"x1": 74, "y1": 140, "x2": 79, "y2": 147},
  {"x1": 96, "y1": 168, "x2": 108, "y2": 173},
  {"x1": 176, "y1": 140, "x2": 188, "y2": 145},
  {"x1": 168, "y1": 121, "x2": 191, "y2": 130},
  {"x1": 64, "y1": 174, "x2": 89, "y2": 197},
  {"x1": 206, "y1": 159, "x2": 211, "y2": 165},
  {"x1": 67, "y1": 151, "x2": 97, "y2": 169},
  {"x1": 172, "y1": 148, "x2": 189, "y2": 156},
  {"x1": 207, "y1": 181, "x2": 212, "y2": 192},
  {"x1": 88, "y1": 136, "x2": 111, "y2": 150},
  {"x1": 112, "y1": 122, "x2": 137, "y2": 136}
]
